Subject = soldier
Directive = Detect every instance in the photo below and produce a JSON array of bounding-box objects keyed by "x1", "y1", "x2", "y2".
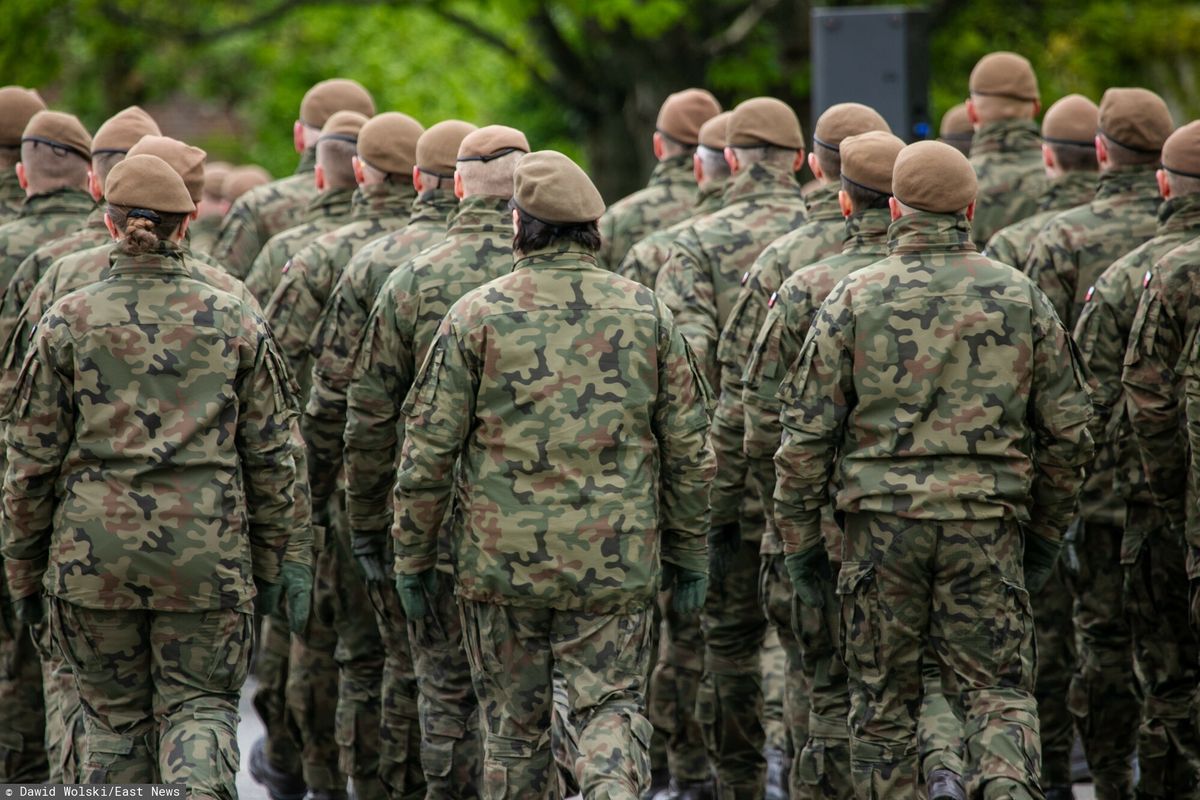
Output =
[
  {"x1": 246, "y1": 110, "x2": 368, "y2": 303},
  {"x1": 223, "y1": 164, "x2": 273, "y2": 204},
  {"x1": 966, "y1": 51, "x2": 1046, "y2": 248},
  {"x1": 0, "y1": 87, "x2": 46, "y2": 221},
  {"x1": 774, "y1": 140, "x2": 1094, "y2": 799},
  {"x1": 390, "y1": 149, "x2": 714, "y2": 799},
  {"x1": 1116, "y1": 121, "x2": 1200, "y2": 798},
  {"x1": 938, "y1": 103, "x2": 973, "y2": 157},
  {"x1": 213, "y1": 77, "x2": 375, "y2": 277},
  {"x1": 190, "y1": 160, "x2": 233, "y2": 255},
  {"x1": 598, "y1": 88, "x2": 721, "y2": 269},
  {"x1": 985, "y1": 94, "x2": 1099, "y2": 271},
  {"x1": 0, "y1": 153, "x2": 312, "y2": 798},
  {"x1": 1026, "y1": 87, "x2": 1173, "y2": 799}
]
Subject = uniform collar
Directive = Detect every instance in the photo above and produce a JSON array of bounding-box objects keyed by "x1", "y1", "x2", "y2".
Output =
[
  {"x1": 842, "y1": 207, "x2": 892, "y2": 255},
  {"x1": 84, "y1": 205, "x2": 108, "y2": 230},
  {"x1": 295, "y1": 147, "x2": 317, "y2": 175},
  {"x1": 106, "y1": 240, "x2": 190, "y2": 277},
  {"x1": 409, "y1": 187, "x2": 459, "y2": 226},
  {"x1": 1155, "y1": 192, "x2": 1200, "y2": 235},
  {"x1": 447, "y1": 194, "x2": 513, "y2": 234},
  {"x1": 804, "y1": 182, "x2": 844, "y2": 221},
  {"x1": 720, "y1": 161, "x2": 804, "y2": 207},
  {"x1": 695, "y1": 180, "x2": 726, "y2": 214},
  {"x1": 1037, "y1": 170, "x2": 1097, "y2": 212},
  {"x1": 887, "y1": 211, "x2": 976, "y2": 255},
  {"x1": 18, "y1": 187, "x2": 95, "y2": 218},
  {"x1": 512, "y1": 241, "x2": 599, "y2": 271},
  {"x1": 352, "y1": 181, "x2": 417, "y2": 219},
  {"x1": 1094, "y1": 165, "x2": 1159, "y2": 202},
  {"x1": 970, "y1": 118, "x2": 1041, "y2": 155},
  {"x1": 647, "y1": 153, "x2": 695, "y2": 190},
  {"x1": 304, "y1": 186, "x2": 357, "y2": 216}
]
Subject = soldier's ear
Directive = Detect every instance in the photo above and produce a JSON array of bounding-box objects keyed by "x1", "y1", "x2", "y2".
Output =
[
  {"x1": 1094, "y1": 135, "x2": 1109, "y2": 170},
  {"x1": 15, "y1": 163, "x2": 26, "y2": 191},
  {"x1": 412, "y1": 166, "x2": 424, "y2": 193},
  {"x1": 965, "y1": 98, "x2": 980, "y2": 128},
  {"x1": 177, "y1": 214, "x2": 192, "y2": 242},
  {"x1": 103, "y1": 212, "x2": 118, "y2": 240},
  {"x1": 653, "y1": 132, "x2": 665, "y2": 160},
  {"x1": 352, "y1": 157, "x2": 366, "y2": 187},
  {"x1": 965, "y1": 200, "x2": 976, "y2": 222},
  {"x1": 314, "y1": 164, "x2": 326, "y2": 191},
  {"x1": 793, "y1": 148, "x2": 806, "y2": 174},
  {"x1": 724, "y1": 146, "x2": 738, "y2": 174},
  {"x1": 454, "y1": 171, "x2": 465, "y2": 200},
  {"x1": 87, "y1": 169, "x2": 103, "y2": 202},
  {"x1": 889, "y1": 196, "x2": 902, "y2": 222},
  {"x1": 838, "y1": 189, "x2": 853, "y2": 219},
  {"x1": 293, "y1": 121, "x2": 305, "y2": 154},
  {"x1": 1041, "y1": 144, "x2": 1056, "y2": 172},
  {"x1": 693, "y1": 152, "x2": 704, "y2": 184},
  {"x1": 1157, "y1": 169, "x2": 1172, "y2": 200},
  {"x1": 807, "y1": 151, "x2": 823, "y2": 181}
]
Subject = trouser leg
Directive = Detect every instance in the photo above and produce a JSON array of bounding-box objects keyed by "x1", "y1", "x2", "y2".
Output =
[
  {"x1": 0, "y1": 592, "x2": 48, "y2": 783},
  {"x1": 366, "y1": 579, "x2": 424, "y2": 800},
  {"x1": 649, "y1": 588, "x2": 708, "y2": 785},
  {"x1": 254, "y1": 612, "x2": 303, "y2": 779},
  {"x1": 1031, "y1": 562, "x2": 1075, "y2": 792}
]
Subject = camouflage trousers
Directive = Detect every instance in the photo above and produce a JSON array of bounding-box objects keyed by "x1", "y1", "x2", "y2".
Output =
[
  {"x1": 460, "y1": 599, "x2": 654, "y2": 799},
  {"x1": 408, "y1": 570, "x2": 482, "y2": 798},
  {"x1": 647, "y1": 588, "x2": 708, "y2": 784},
  {"x1": 699, "y1": 535, "x2": 768, "y2": 799},
  {"x1": 1065, "y1": 519, "x2": 1137, "y2": 800},
  {"x1": 1124, "y1": 507, "x2": 1200, "y2": 799},
  {"x1": 51, "y1": 599, "x2": 253, "y2": 799},
  {"x1": 759, "y1": 554, "x2": 807, "y2": 796},
  {"x1": 0, "y1": 595, "x2": 47, "y2": 782},
  {"x1": 918, "y1": 660, "x2": 965, "y2": 783},
  {"x1": 839, "y1": 513, "x2": 1042, "y2": 800},
  {"x1": 36, "y1": 623, "x2": 84, "y2": 783},
  {"x1": 760, "y1": 626, "x2": 790, "y2": 758},
  {"x1": 1031, "y1": 562, "x2": 1076, "y2": 790},
  {"x1": 252, "y1": 612, "x2": 304, "y2": 781}
]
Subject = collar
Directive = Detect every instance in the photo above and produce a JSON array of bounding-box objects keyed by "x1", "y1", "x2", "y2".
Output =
[
  {"x1": 805, "y1": 182, "x2": 843, "y2": 221},
  {"x1": 84, "y1": 205, "x2": 108, "y2": 230},
  {"x1": 648, "y1": 153, "x2": 696, "y2": 190},
  {"x1": 512, "y1": 241, "x2": 599, "y2": 271},
  {"x1": 970, "y1": 118, "x2": 1042, "y2": 156},
  {"x1": 1038, "y1": 170, "x2": 1097, "y2": 212},
  {"x1": 304, "y1": 186, "x2": 357, "y2": 216},
  {"x1": 409, "y1": 187, "x2": 459, "y2": 226},
  {"x1": 352, "y1": 181, "x2": 417, "y2": 219},
  {"x1": 842, "y1": 207, "x2": 892, "y2": 254},
  {"x1": 19, "y1": 187, "x2": 95, "y2": 218},
  {"x1": 447, "y1": 194, "x2": 513, "y2": 234},
  {"x1": 295, "y1": 147, "x2": 317, "y2": 175},
  {"x1": 695, "y1": 180, "x2": 726, "y2": 215},
  {"x1": 1095, "y1": 165, "x2": 1160, "y2": 202},
  {"x1": 720, "y1": 161, "x2": 804, "y2": 208},
  {"x1": 1155, "y1": 192, "x2": 1200, "y2": 235},
  {"x1": 887, "y1": 211, "x2": 977, "y2": 255},
  {"x1": 106, "y1": 241, "x2": 190, "y2": 277}
]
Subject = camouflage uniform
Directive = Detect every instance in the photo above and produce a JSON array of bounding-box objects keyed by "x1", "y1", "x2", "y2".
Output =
[
  {"x1": 188, "y1": 214, "x2": 222, "y2": 257},
  {"x1": 212, "y1": 149, "x2": 315, "y2": 279},
  {"x1": 598, "y1": 153, "x2": 697, "y2": 269},
  {"x1": 742, "y1": 206, "x2": 892, "y2": 798},
  {"x1": 1, "y1": 242, "x2": 309, "y2": 799},
  {"x1": 345, "y1": 194, "x2": 515, "y2": 797},
  {"x1": 656, "y1": 160, "x2": 807, "y2": 798},
  {"x1": 391, "y1": 241, "x2": 715, "y2": 799},
  {"x1": 984, "y1": 170, "x2": 1097, "y2": 270},
  {"x1": 617, "y1": 181, "x2": 725, "y2": 289},
  {"x1": 0, "y1": 170, "x2": 24, "y2": 222},
  {"x1": 968, "y1": 119, "x2": 1047, "y2": 249},
  {"x1": 1026, "y1": 164, "x2": 1162, "y2": 798},
  {"x1": 1075, "y1": 192, "x2": 1200, "y2": 799},
  {"x1": 0, "y1": 188, "x2": 95, "y2": 296},
  {"x1": 774, "y1": 210, "x2": 1094, "y2": 799}
]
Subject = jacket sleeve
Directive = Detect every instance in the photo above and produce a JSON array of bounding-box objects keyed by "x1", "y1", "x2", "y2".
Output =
[
  {"x1": 656, "y1": 229, "x2": 719, "y2": 387},
  {"x1": 213, "y1": 199, "x2": 266, "y2": 280},
  {"x1": 1026, "y1": 224, "x2": 1077, "y2": 326},
  {"x1": 265, "y1": 240, "x2": 332, "y2": 382},
  {"x1": 1182, "y1": 332, "x2": 1200, "y2": 566}
]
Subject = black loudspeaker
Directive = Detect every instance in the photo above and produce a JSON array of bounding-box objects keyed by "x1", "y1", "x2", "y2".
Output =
[{"x1": 811, "y1": 6, "x2": 931, "y2": 142}]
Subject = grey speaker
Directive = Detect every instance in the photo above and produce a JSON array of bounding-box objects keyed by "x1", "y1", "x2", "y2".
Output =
[{"x1": 811, "y1": 6, "x2": 932, "y2": 142}]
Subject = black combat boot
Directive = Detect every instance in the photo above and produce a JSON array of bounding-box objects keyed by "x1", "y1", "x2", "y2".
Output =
[
  {"x1": 927, "y1": 768, "x2": 967, "y2": 800},
  {"x1": 248, "y1": 736, "x2": 308, "y2": 800}
]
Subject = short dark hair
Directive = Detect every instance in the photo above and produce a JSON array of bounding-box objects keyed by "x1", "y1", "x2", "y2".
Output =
[
  {"x1": 814, "y1": 141, "x2": 842, "y2": 180},
  {"x1": 840, "y1": 176, "x2": 890, "y2": 211},
  {"x1": 1049, "y1": 142, "x2": 1099, "y2": 172},
  {"x1": 512, "y1": 204, "x2": 601, "y2": 253}
]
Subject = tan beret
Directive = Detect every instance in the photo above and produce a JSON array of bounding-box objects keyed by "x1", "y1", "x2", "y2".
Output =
[
  {"x1": 203, "y1": 161, "x2": 233, "y2": 198},
  {"x1": 969, "y1": 51, "x2": 1039, "y2": 102},
  {"x1": 726, "y1": 97, "x2": 804, "y2": 150},
  {"x1": 841, "y1": 131, "x2": 906, "y2": 195},
  {"x1": 223, "y1": 165, "x2": 273, "y2": 202},
  {"x1": 699, "y1": 111, "x2": 733, "y2": 151},
  {"x1": 1162, "y1": 120, "x2": 1200, "y2": 179},
  {"x1": 892, "y1": 140, "x2": 978, "y2": 214},
  {"x1": 105, "y1": 154, "x2": 195, "y2": 214},
  {"x1": 0, "y1": 87, "x2": 46, "y2": 146},
  {"x1": 319, "y1": 110, "x2": 368, "y2": 143},
  {"x1": 356, "y1": 112, "x2": 424, "y2": 175},
  {"x1": 92, "y1": 106, "x2": 161, "y2": 156},
  {"x1": 938, "y1": 103, "x2": 972, "y2": 141},
  {"x1": 513, "y1": 150, "x2": 605, "y2": 225},
  {"x1": 813, "y1": 103, "x2": 891, "y2": 151},
  {"x1": 22, "y1": 111, "x2": 92, "y2": 161},
  {"x1": 417, "y1": 120, "x2": 478, "y2": 177},
  {"x1": 1042, "y1": 94, "x2": 1099, "y2": 146},
  {"x1": 458, "y1": 125, "x2": 530, "y2": 162},
  {"x1": 656, "y1": 89, "x2": 722, "y2": 146},
  {"x1": 299, "y1": 78, "x2": 375, "y2": 128},
  {"x1": 1099, "y1": 87, "x2": 1174, "y2": 154},
  {"x1": 127, "y1": 135, "x2": 207, "y2": 203}
]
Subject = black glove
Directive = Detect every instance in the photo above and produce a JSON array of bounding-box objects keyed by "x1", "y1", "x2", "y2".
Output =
[
  {"x1": 662, "y1": 562, "x2": 708, "y2": 615},
  {"x1": 352, "y1": 531, "x2": 389, "y2": 585},
  {"x1": 707, "y1": 521, "x2": 741, "y2": 585},
  {"x1": 784, "y1": 544, "x2": 830, "y2": 608},
  {"x1": 13, "y1": 594, "x2": 44, "y2": 627},
  {"x1": 1023, "y1": 531, "x2": 1062, "y2": 594}
]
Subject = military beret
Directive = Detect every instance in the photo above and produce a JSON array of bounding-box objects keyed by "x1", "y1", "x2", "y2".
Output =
[
  {"x1": 840, "y1": 131, "x2": 906, "y2": 195},
  {"x1": 938, "y1": 103, "x2": 972, "y2": 142},
  {"x1": 105, "y1": 153, "x2": 195, "y2": 214},
  {"x1": 319, "y1": 110, "x2": 368, "y2": 144},
  {"x1": 699, "y1": 111, "x2": 733, "y2": 151},
  {"x1": 513, "y1": 150, "x2": 605, "y2": 225},
  {"x1": 813, "y1": 103, "x2": 891, "y2": 151},
  {"x1": 417, "y1": 120, "x2": 478, "y2": 177},
  {"x1": 299, "y1": 78, "x2": 375, "y2": 128},
  {"x1": 969, "y1": 51, "x2": 1039, "y2": 102},
  {"x1": 203, "y1": 161, "x2": 233, "y2": 198},
  {"x1": 0, "y1": 87, "x2": 46, "y2": 147},
  {"x1": 127, "y1": 135, "x2": 207, "y2": 203},
  {"x1": 91, "y1": 106, "x2": 161, "y2": 156},
  {"x1": 223, "y1": 165, "x2": 273, "y2": 202},
  {"x1": 354, "y1": 112, "x2": 423, "y2": 175},
  {"x1": 1098, "y1": 87, "x2": 1174, "y2": 154},
  {"x1": 656, "y1": 89, "x2": 722, "y2": 147},
  {"x1": 1162, "y1": 120, "x2": 1200, "y2": 179},
  {"x1": 892, "y1": 140, "x2": 978, "y2": 214},
  {"x1": 458, "y1": 125, "x2": 530, "y2": 162},
  {"x1": 1042, "y1": 94, "x2": 1099, "y2": 146},
  {"x1": 726, "y1": 97, "x2": 804, "y2": 150},
  {"x1": 22, "y1": 111, "x2": 92, "y2": 162}
]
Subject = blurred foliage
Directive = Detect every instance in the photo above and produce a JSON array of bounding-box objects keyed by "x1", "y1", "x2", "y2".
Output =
[{"x1": 1, "y1": 0, "x2": 1198, "y2": 196}]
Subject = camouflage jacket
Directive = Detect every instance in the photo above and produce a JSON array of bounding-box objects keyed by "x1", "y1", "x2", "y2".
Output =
[
  {"x1": 0, "y1": 189, "x2": 95, "y2": 300},
  {"x1": 344, "y1": 194, "x2": 514, "y2": 537},
  {"x1": 773, "y1": 212, "x2": 1093, "y2": 553},
  {"x1": 740, "y1": 207, "x2": 892, "y2": 553},
  {"x1": 1027, "y1": 166, "x2": 1162, "y2": 329},
  {"x1": 1074, "y1": 195, "x2": 1200, "y2": 545},
  {"x1": 188, "y1": 214, "x2": 223, "y2": 258},
  {"x1": 264, "y1": 181, "x2": 417, "y2": 389},
  {"x1": 984, "y1": 170, "x2": 1096, "y2": 270},
  {"x1": 1, "y1": 243, "x2": 305, "y2": 611},
  {"x1": 598, "y1": 154, "x2": 697, "y2": 270},
  {"x1": 391, "y1": 242, "x2": 715, "y2": 612},
  {"x1": 0, "y1": 170, "x2": 24, "y2": 222},
  {"x1": 245, "y1": 185, "x2": 357, "y2": 305},
  {"x1": 301, "y1": 188, "x2": 458, "y2": 506},
  {"x1": 615, "y1": 181, "x2": 725, "y2": 288},
  {"x1": 1182, "y1": 331, "x2": 1200, "y2": 568},
  {"x1": 212, "y1": 149, "x2": 315, "y2": 278},
  {"x1": 968, "y1": 118, "x2": 1048, "y2": 248}
]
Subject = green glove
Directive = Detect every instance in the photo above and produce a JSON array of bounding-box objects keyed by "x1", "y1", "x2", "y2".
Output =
[
  {"x1": 707, "y1": 521, "x2": 741, "y2": 585},
  {"x1": 785, "y1": 545, "x2": 830, "y2": 608},
  {"x1": 662, "y1": 562, "x2": 708, "y2": 616},
  {"x1": 352, "y1": 532, "x2": 389, "y2": 585},
  {"x1": 396, "y1": 569, "x2": 437, "y2": 620},
  {"x1": 13, "y1": 594, "x2": 44, "y2": 627},
  {"x1": 281, "y1": 562, "x2": 314, "y2": 635},
  {"x1": 254, "y1": 579, "x2": 282, "y2": 617},
  {"x1": 1023, "y1": 531, "x2": 1062, "y2": 594}
]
